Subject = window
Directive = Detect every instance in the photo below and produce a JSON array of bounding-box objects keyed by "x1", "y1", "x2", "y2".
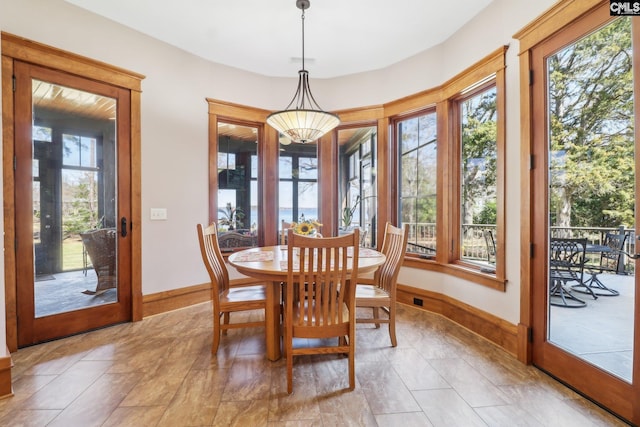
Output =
[
  {"x1": 456, "y1": 83, "x2": 497, "y2": 268},
  {"x1": 278, "y1": 139, "x2": 319, "y2": 230},
  {"x1": 217, "y1": 122, "x2": 259, "y2": 245},
  {"x1": 396, "y1": 110, "x2": 437, "y2": 257},
  {"x1": 389, "y1": 47, "x2": 506, "y2": 287},
  {"x1": 338, "y1": 126, "x2": 377, "y2": 247}
]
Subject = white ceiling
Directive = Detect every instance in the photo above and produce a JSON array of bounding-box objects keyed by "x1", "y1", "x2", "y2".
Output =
[{"x1": 64, "y1": 0, "x2": 494, "y2": 79}]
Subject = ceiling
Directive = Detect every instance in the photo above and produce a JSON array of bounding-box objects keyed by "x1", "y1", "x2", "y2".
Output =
[{"x1": 64, "y1": 0, "x2": 494, "y2": 79}]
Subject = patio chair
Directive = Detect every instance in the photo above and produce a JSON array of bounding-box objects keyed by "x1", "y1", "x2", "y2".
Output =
[
  {"x1": 197, "y1": 223, "x2": 266, "y2": 354},
  {"x1": 283, "y1": 228, "x2": 359, "y2": 393},
  {"x1": 483, "y1": 230, "x2": 496, "y2": 265},
  {"x1": 80, "y1": 228, "x2": 117, "y2": 295},
  {"x1": 355, "y1": 222, "x2": 408, "y2": 347},
  {"x1": 573, "y1": 232, "x2": 627, "y2": 297},
  {"x1": 549, "y1": 237, "x2": 588, "y2": 308}
]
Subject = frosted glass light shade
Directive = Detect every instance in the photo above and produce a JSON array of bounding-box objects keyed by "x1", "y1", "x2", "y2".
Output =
[{"x1": 267, "y1": 109, "x2": 340, "y2": 144}]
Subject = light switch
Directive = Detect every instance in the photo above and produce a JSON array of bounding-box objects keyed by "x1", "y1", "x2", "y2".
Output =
[{"x1": 150, "y1": 208, "x2": 167, "y2": 220}]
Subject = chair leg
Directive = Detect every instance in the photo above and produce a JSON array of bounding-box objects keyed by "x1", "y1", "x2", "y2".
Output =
[
  {"x1": 222, "y1": 312, "x2": 230, "y2": 335},
  {"x1": 389, "y1": 304, "x2": 397, "y2": 347},
  {"x1": 286, "y1": 352, "x2": 293, "y2": 394},
  {"x1": 285, "y1": 323, "x2": 294, "y2": 394},
  {"x1": 348, "y1": 339, "x2": 355, "y2": 390},
  {"x1": 212, "y1": 313, "x2": 221, "y2": 354},
  {"x1": 372, "y1": 307, "x2": 381, "y2": 328}
]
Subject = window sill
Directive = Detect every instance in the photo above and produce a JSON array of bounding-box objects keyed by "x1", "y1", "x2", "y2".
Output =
[{"x1": 403, "y1": 257, "x2": 507, "y2": 291}]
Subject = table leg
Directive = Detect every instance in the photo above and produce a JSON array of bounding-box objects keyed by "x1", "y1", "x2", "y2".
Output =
[{"x1": 265, "y1": 280, "x2": 282, "y2": 361}]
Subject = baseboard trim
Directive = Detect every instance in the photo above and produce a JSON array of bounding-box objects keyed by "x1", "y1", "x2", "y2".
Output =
[
  {"x1": 0, "y1": 347, "x2": 13, "y2": 399},
  {"x1": 142, "y1": 281, "x2": 519, "y2": 357},
  {"x1": 143, "y1": 283, "x2": 211, "y2": 317},
  {"x1": 397, "y1": 284, "x2": 518, "y2": 356}
]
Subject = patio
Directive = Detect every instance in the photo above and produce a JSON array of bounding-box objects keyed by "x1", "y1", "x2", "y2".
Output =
[
  {"x1": 549, "y1": 272, "x2": 634, "y2": 382},
  {"x1": 35, "y1": 270, "x2": 117, "y2": 318}
]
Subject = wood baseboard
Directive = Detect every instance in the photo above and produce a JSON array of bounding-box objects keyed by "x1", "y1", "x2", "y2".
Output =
[
  {"x1": 397, "y1": 284, "x2": 519, "y2": 356},
  {"x1": 141, "y1": 277, "x2": 262, "y2": 317},
  {"x1": 142, "y1": 281, "x2": 519, "y2": 357},
  {"x1": 143, "y1": 283, "x2": 211, "y2": 317},
  {"x1": 0, "y1": 347, "x2": 13, "y2": 399}
]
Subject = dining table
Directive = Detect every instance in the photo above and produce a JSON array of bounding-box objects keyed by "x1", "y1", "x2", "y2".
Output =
[{"x1": 228, "y1": 244, "x2": 386, "y2": 361}]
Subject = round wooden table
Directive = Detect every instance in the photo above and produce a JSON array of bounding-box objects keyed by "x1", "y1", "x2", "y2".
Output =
[{"x1": 228, "y1": 245, "x2": 385, "y2": 361}]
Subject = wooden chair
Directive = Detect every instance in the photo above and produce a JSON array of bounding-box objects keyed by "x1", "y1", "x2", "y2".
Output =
[
  {"x1": 280, "y1": 220, "x2": 292, "y2": 245},
  {"x1": 196, "y1": 224, "x2": 267, "y2": 354},
  {"x1": 284, "y1": 228, "x2": 360, "y2": 394},
  {"x1": 355, "y1": 222, "x2": 409, "y2": 347}
]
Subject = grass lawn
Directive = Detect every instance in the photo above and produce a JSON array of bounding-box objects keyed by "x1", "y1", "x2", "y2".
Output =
[{"x1": 63, "y1": 238, "x2": 85, "y2": 270}]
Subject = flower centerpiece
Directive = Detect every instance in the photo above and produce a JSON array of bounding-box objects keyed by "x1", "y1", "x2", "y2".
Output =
[{"x1": 291, "y1": 218, "x2": 322, "y2": 236}]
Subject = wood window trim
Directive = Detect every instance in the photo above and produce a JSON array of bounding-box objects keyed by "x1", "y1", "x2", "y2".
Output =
[
  {"x1": 450, "y1": 78, "x2": 503, "y2": 277},
  {"x1": 404, "y1": 256, "x2": 507, "y2": 291},
  {"x1": 387, "y1": 46, "x2": 508, "y2": 288},
  {"x1": 2, "y1": 32, "x2": 144, "y2": 351},
  {"x1": 206, "y1": 99, "x2": 278, "y2": 246},
  {"x1": 206, "y1": 49, "x2": 508, "y2": 292}
]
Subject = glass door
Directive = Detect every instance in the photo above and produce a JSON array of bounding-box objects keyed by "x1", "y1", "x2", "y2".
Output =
[
  {"x1": 531, "y1": 5, "x2": 639, "y2": 423},
  {"x1": 15, "y1": 61, "x2": 132, "y2": 346}
]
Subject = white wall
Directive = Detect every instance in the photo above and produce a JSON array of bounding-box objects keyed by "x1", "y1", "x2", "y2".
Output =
[{"x1": 0, "y1": 0, "x2": 557, "y2": 344}]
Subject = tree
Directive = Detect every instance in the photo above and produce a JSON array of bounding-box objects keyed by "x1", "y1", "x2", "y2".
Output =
[
  {"x1": 63, "y1": 176, "x2": 99, "y2": 238},
  {"x1": 461, "y1": 88, "x2": 497, "y2": 227},
  {"x1": 549, "y1": 18, "x2": 634, "y2": 229}
]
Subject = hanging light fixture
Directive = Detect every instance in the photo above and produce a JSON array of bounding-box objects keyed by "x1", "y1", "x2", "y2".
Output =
[{"x1": 266, "y1": 0, "x2": 339, "y2": 144}]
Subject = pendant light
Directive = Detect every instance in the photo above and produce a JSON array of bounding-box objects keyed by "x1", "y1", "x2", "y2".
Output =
[{"x1": 266, "y1": 0, "x2": 339, "y2": 143}]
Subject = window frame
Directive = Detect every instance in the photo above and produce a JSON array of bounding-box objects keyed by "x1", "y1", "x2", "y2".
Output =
[
  {"x1": 388, "y1": 46, "x2": 507, "y2": 290},
  {"x1": 206, "y1": 47, "x2": 507, "y2": 290},
  {"x1": 451, "y1": 78, "x2": 499, "y2": 271},
  {"x1": 393, "y1": 107, "x2": 438, "y2": 259},
  {"x1": 337, "y1": 124, "x2": 378, "y2": 247}
]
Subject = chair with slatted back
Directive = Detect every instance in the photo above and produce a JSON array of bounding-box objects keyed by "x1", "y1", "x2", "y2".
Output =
[
  {"x1": 355, "y1": 222, "x2": 408, "y2": 347},
  {"x1": 280, "y1": 220, "x2": 292, "y2": 245},
  {"x1": 197, "y1": 223, "x2": 267, "y2": 354},
  {"x1": 284, "y1": 228, "x2": 360, "y2": 394}
]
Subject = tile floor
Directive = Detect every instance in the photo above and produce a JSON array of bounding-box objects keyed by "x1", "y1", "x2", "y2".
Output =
[{"x1": 0, "y1": 302, "x2": 632, "y2": 426}]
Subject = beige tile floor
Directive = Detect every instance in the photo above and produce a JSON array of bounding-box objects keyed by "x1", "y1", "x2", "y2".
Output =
[{"x1": 0, "y1": 302, "x2": 630, "y2": 426}]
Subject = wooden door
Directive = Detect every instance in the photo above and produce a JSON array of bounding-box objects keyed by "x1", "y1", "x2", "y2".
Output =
[
  {"x1": 530, "y1": 3, "x2": 640, "y2": 423},
  {"x1": 14, "y1": 60, "x2": 132, "y2": 346}
]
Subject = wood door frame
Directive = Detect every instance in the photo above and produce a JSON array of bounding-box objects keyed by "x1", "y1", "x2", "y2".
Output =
[
  {"x1": 516, "y1": 0, "x2": 639, "y2": 423},
  {"x1": 1, "y1": 32, "x2": 144, "y2": 352}
]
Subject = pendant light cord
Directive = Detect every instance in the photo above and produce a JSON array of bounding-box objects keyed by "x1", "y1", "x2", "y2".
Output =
[{"x1": 301, "y1": 7, "x2": 306, "y2": 71}]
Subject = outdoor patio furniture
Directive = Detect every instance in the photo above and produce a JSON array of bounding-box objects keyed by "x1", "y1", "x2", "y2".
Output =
[
  {"x1": 572, "y1": 232, "x2": 628, "y2": 297},
  {"x1": 484, "y1": 230, "x2": 496, "y2": 264},
  {"x1": 549, "y1": 237, "x2": 588, "y2": 308},
  {"x1": 80, "y1": 228, "x2": 117, "y2": 295}
]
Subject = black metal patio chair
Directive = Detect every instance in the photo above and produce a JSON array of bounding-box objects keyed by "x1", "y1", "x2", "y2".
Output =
[
  {"x1": 572, "y1": 232, "x2": 627, "y2": 297},
  {"x1": 549, "y1": 237, "x2": 588, "y2": 308}
]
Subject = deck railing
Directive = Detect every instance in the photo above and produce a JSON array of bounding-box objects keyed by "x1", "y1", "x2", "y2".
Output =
[{"x1": 404, "y1": 223, "x2": 636, "y2": 273}]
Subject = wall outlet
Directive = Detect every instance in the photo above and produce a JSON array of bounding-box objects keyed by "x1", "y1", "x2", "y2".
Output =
[
  {"x1": 150, "y1": 208, "x2": 167, "y2": 220},
  {"x1": 413, "y1": 297, "x2": 423, "y2": 307}
]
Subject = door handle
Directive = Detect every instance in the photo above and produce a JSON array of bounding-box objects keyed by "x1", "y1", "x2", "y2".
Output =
[{"x1": 121, "y1": 217, "x2": 127, "y2": 237}]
